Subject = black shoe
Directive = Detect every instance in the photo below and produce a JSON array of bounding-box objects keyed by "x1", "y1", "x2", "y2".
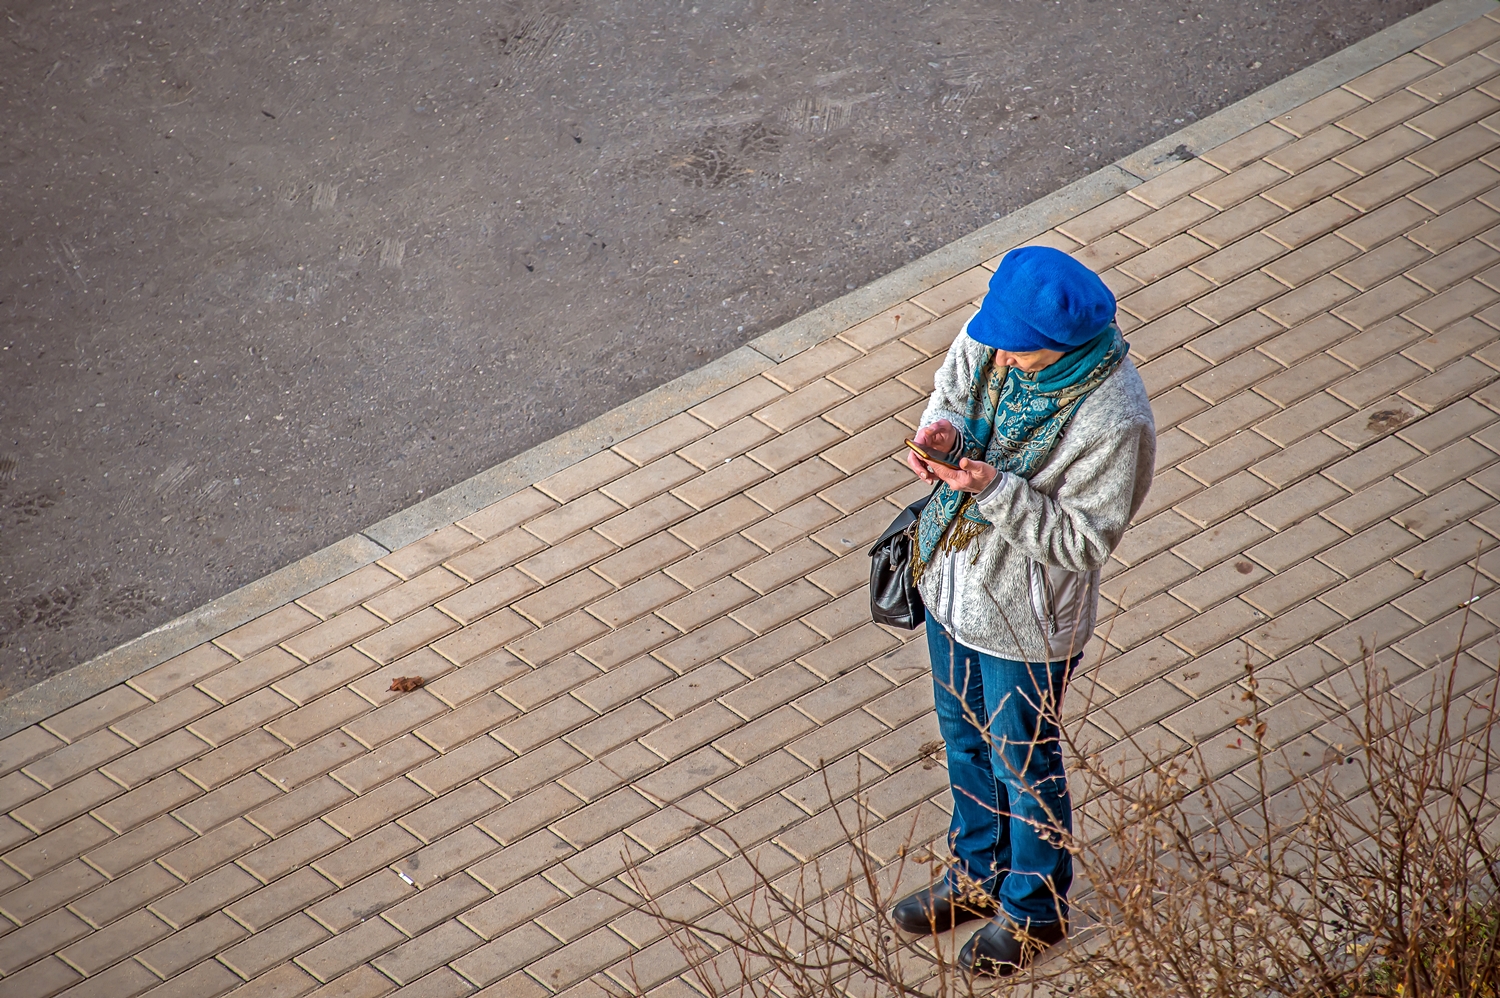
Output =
[
  {"x1": 960, "y1": 917, "x2": 1067, "y2": 977},
  {"x1": 890, "y1": 880, "x2": 998, "y2": 934}
]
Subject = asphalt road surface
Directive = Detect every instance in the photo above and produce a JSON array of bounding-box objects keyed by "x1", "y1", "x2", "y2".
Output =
[{"x1": 0, "y1": 0, "x2": 1441, "y2": 695}]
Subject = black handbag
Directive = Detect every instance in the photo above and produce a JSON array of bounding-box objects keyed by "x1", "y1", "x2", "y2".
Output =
[{"x1": 868, "y1": 490, "x2": 934, "y2": 629}]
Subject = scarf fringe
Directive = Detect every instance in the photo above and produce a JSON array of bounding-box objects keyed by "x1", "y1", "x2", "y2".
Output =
[{"x1": 911, "y1": 498, "x2": 991, "y2": 584}]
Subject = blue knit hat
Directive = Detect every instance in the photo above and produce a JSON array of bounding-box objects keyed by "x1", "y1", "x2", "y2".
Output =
[{"x1": 966, "y1": 246, "x2": 1116, "y2": 353}]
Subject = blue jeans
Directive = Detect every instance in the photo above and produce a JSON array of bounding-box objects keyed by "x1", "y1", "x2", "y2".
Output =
[{"x1": 927, "y1": 618, "x2": 1076, "y2": 926}]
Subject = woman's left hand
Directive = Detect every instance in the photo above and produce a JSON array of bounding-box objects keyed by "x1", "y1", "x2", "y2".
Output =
[{"x1": 929, "y1": 457, "x2": 999, "y2": 494}]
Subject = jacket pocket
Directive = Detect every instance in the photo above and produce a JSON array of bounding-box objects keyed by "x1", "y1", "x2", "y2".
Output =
[
  {"x1": 1029, "y1": 560, "x2": 1096, "y2": 660},
  {"x1": 1027, "y1": 559, "x2": 1058, "y2": 637}
]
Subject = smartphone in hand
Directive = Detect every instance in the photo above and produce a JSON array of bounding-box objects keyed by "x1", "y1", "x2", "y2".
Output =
[{"x1": 904, "y1": 439, "x2": 963, "y2": 471}]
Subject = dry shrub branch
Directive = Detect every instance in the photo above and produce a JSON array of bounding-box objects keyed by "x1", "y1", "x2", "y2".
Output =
[{"x1": 614, "y1": 625, "x2": 1500, "y2": 997}]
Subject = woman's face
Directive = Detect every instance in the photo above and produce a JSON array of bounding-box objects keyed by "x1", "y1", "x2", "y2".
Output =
[{"x1": 996, "y1": 348, "x2": 1065, "y2": 373}]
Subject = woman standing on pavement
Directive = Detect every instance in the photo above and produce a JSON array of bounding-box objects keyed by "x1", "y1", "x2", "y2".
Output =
[{"x1": 891, "y1": 246, "x2": 1156, "y2": 976}]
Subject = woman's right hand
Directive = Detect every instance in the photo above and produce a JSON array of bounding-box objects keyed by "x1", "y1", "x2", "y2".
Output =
[{"x1": 907, "y1": 419, "x2": 959, "y2": 483}]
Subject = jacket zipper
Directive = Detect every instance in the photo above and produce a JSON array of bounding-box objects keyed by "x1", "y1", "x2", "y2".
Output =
[{"x1": 944, "y1": 551, "x2": 958, "y2": 626}]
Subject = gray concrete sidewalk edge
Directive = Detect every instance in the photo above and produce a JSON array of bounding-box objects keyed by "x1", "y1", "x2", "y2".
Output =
[
  {"x1": 6, "y1": 0, "x2": 1488, "y2": 739},
  {"x1": 1118, "y1": 0, "x2": 1497, "y2": 180},
  {"x1": 362, "y1": 343, "x2": 777, "y2": 548},
  {"x1": 0, "y1": 534, "x2": 386, "y2": 737}
]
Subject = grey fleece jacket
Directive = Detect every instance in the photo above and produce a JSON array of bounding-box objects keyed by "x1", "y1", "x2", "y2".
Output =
[{"x1": 916, "y1": 327, "x2": 1157, "y2": 664}]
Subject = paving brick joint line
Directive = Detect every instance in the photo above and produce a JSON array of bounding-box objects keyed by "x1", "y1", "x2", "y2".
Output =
[{"x1": 6, "y1": 3, "x2": 1500, "y2": 996}]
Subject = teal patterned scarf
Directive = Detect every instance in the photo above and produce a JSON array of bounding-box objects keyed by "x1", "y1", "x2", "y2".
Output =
[{"x1": 912, "y1": 325, "x2": 1127, "y2": 581}]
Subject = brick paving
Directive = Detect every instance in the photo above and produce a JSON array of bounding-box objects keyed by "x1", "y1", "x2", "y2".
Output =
[{"x1": 7, "y1": 10, "x2": 1500, "y2": 997}]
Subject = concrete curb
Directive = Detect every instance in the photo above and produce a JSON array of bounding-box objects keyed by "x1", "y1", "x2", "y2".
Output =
[
  {"x1": 742, "y1": 166, "x2": 1143, "y2": 365},
  {"x1": 1117, "y1": 0, "x2": 1497, "y2": 180},
  {"x1": 362, "y1": 345, "x2": 777, "y2": 549},
  {"x1": 7, "y1": 0, "x2": 1490, "y2": 739},
  {"x1": 0, "y1": 534, "x2": 386, "y2": 737}
]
